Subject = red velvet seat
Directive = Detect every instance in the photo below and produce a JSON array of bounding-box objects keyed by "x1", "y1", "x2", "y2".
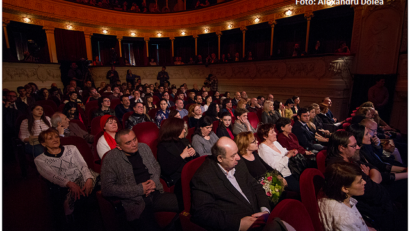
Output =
[
  {"x1": 69, "y1": 119, "x2": 87, "y2": 132},
  {"x1": 351, "y1": 113, "x2": 355, "y2": 117},
  {"x1": 185, "y1": 103, "x2": 195, "y2": 110},
  {"x1": 342, "y1": 122, "x2": 351, "y2": 130},
  {"x1": 169, "y1": 105, "x2": 176, "y2": 110},
  {"x1": 60, "y1": 136, "x2": 96, "y2": 172},
  {"x1": 91, "y1": 116, "x2": 103, "y2": 136},
  {"x1": 187, "y1": 127, "x2": 195, "y2": 143},
  {"x1": 316, "y1": 150, "x2": 327, "y2": 174},
  {"x1": 92, "y1": 131, "x2": 104, "y2": 170},
  {"x1": 42, "y1": 105, "x2": 55, "y2": 117},
  {"x1": 148, "y1": 108, "x2": 158, "y2": 121},
  {"x1": 37, "y1": 100, "x2": 58, "y2": 111},
  {"x1": 132, "y1": 122, "x2": 159, "y2": 159},
  {"x1": 268, "y1": 199, "x2": 315, "y2": 231},
  {"x1": 346, "y1": 117, "x2": 352, "y2": 123},
  {"x1": 85, "y1": 100, "x2": 99, "y2": 112},
  {"x1": 183, "y1": 116, "x2": 189, "y2": 124},
  {"x1": 247, "y1": 112, "x2": 259, "y2": 129},
  {"x1": 337, "y1": 129, "x2": 345, "y2": 132},
  {"x1": 212, "y1": 120, "x2": 219, "y2": 134},
  {"x1": 122, "y1": 111, "x2": 134, "y2": 127},
  {"x1": 86, "y1": 106, "x2": 99, "y2": 127},
  {"x1": 101, "y1": 92, "x2": 113, "y2": 98},
  {"x1": 109, "y1": 98, "x2": 121, "y2": 110},
  {"x1": 256, "y1": 108, "x2": 263, "y2": 121},
  {"x1": 300, "y1": 168, "x2": 325, "y2": 231},
  {"x1": 179, "y1": 155, "x2": 207, "y2": 231},
  {"x1": 153, "y1": 95, "x2": 160, "y2": 105}
]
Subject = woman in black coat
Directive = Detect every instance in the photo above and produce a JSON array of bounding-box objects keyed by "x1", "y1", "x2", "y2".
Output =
[{"x1": 216, "y1": 112, "x2": 235, "y2": 139}]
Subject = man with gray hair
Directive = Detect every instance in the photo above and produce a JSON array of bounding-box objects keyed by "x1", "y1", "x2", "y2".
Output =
[
  {"x1": 50, "y1": 112, "x2": 94, "y2": 144},
  {"x1": 191, "y1": 137, "x2": 271, "y2": 231},
  {"x1": 101, "y1": 129, "x2": 179, "y2": 230}
]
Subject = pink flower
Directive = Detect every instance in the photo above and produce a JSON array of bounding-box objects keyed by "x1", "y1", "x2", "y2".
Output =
[
  {"x1": 266, "y1": 192, "x2": 272, "y2": 197},
  {"x1": 267, "y1": 176, "x2": 272, "y2": 181},
  {"x1": 261, "y1": 181, "x2": 265, "y2": 185}
]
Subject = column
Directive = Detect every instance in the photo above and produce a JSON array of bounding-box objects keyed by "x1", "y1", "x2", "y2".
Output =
[
  {"x1": 269, "y1": 20, "x2": 276, "y2": 56},
  {"x1": 170, "y1": 36, "x2": 175, "y2": 57},
  {"x1": 144, "y1": 37, "x2": 150, "y2": 58},
  {"x1": 117, "y1": 36, "x2": 123, "y2": 58},
  {"x1": 304, "y1": 12, "x2": 314, "y2": 53},
  {"x1": 84, "y1": 32, "x2": 93, "y2": 61},
  {"x1": 193, "y1": 34, "x2": 198, "y2": 56},
  {"x1": 3, "y1": 19, "x2": 10, "y2": 49},
  {"x1": 43, "y1": 27, "x2": 58, "y2": 63},
  {"x1": 240, "y1": 26, "x2": 247, "y2": 58},
  {"x1": 216, "y1": 31, "x2": 222, "y2": 60}
]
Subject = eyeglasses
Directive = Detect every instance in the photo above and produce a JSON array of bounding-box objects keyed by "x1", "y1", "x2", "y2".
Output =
[
  {"x1": 103, "y1": 100, "x2": 110, "y2": 102},
  {"x1": 251, "y1": 139, "x2": 258, "y2": 144}
]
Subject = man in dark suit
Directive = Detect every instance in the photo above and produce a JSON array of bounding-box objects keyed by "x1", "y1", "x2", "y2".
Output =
[
  {"x1": 292, "y1": 108, "x2": 324, "y2": 153},
  {"x1": 191, "y1": 137, "x2": 271, "y2": 231},
  {"x1": 51, "y1": 112, "x2": 94, "y2": 144},
  {"x1": 162, "y1": 92, "x2": 174, "y2": 109},
  {"x1": 231, "y1": 92, "x2": 241, "y2": 107},
  {"x1": 323, "y1": 97, "x2": 337, "y2": 122}
]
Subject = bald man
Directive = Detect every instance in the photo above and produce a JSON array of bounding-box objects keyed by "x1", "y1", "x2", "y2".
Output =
[
  {"x1": 191, "y1": 137, "x2": 271, "y2": 231},
  {"x1": 232, "y1": 92, "x2": 241, "y2": 107}
]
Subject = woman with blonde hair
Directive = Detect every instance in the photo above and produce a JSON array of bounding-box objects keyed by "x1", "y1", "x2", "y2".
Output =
[
  {"x1": 261, "y1": 100, "x2": 280, "y2": 125},
  {"x1": 188, "y1": 104, "x2": 202, "y2": 128},
  {"x1": 237, "y1": 99, "x2": 247, "y2": 109}
]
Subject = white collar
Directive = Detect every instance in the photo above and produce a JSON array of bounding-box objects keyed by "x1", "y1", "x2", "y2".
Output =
[{"x1": 217, "y1": 163, "x2": 236, "y2": 177}]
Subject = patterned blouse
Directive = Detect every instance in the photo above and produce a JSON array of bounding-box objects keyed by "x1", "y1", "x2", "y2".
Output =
[{"x1": 155, "y1": 109, "x2": 170, "y2": 127}]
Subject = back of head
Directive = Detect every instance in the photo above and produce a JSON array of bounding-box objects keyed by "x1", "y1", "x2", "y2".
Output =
[
  {"x1": 222, "y1": 98, "x2": 231, "y2": 108},
  {"x1": 327, "y1": 131, "x2": 353, "y2": 158},
  {"x1": 234, "y1": 131, "x2": 254, "y2": 156},
  {"x1": 194, "y1": 116, "x2": 213, "y2": 135},
  {"x1": 205, "y1": 102, "x2": 218, "y2": 117},
  {"x1": 234, "y1": 108, "x2": 248, "y2": 119},
  {"x1": 351, "y1": 115, "x2": 366, "y2": 125},
  {"x1": 51, "y1": 112, "x2": 63, "y2": 128},
  {"x1": 319, "y1": 103, "x2": 328, "y2": 113},
  {"x1": 284, "y1": 98, "x2": 294, "y2": 106},
  {"x1": 275, "y1": 117, "x2": 291, "y2": 133},
  {"x1": 158, "y1": 117, "x2": 185, "y2": 143},
  {"x1": 346, "y1": 124, "x2": 365, "y2": 146},
  {"x1": 359, "y1": 101, "x2": 374, "y2": 108}
]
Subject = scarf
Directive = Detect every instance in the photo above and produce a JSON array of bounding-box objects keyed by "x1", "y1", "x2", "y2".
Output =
[{"x1": 100, "y1": 114, "x2": 118, "y2": 150}]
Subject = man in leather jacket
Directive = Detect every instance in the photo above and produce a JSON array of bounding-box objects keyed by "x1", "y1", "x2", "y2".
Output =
[
  {"x1": 92, "y1": 96, "x2": 115, "y2": 120},
  {"x1": 125, "y1": 102, "x2": 152, "y2": 130}
]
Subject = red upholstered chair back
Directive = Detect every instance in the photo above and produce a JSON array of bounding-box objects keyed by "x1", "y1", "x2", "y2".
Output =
[
  {"x1": 132, "y1": 122, "x2": 159, "y2": 158},
  {"x1": 185, "y1": 103, "x2": 195, "y2": 110},
  {"x1": 37, "y1": 100, "x2": 58, "y2": 111},
  {"x1": 91, "y1": 116, "x2": 103, "y2": 136},
  {"x1": 181, "y1": 156, "x2": 207, "y2": 214},
  {"x1": 86, "y1": 106, "x2": 99, "y2": 127},
  {"x1": 42, "y1": 105, "x2": 55, "y2": 117},
  {"x1": 316, "y1": 150, "x2": 327, "y2": 174},
  {"x1": 58, "y1": 103, "x2": 65, "y2": 112},
  {"x1": 69, "y1": 119, "x2": 87, "y2": 132},
  {"x1": 153, "y1": 96, "x2": 160, "y2": 105},
  {"x1": 268, "y1": 199, "x2": 315, "y2": 231},
  {"x1": 337, "y1": 129, "x2": 345, "y2": 132},
  {"x1": 212, "y1": 120, "x2": 219, "y2": 133},
  {"x1": 183, "y1": 116, "x2": 189, "y2": 124},
  {"x1": 85, "y1": 100, "x2": 99, "y2": 112},
  {"x1": 96, "y1": 190, "x2": 121, "y2": 231},
  {"x1": 254, "y1": 133, "x2": 260, "y2": 143},
  {"x1": 300, "y1": 168, "x2": 325, "y2": 231},
  {"x1": 187, "y1": 127, "x2": 195, "y2": 143},
  {"x1": 92, "y1": 131, "x2": 104, "y2": 169},
  {"x1": 60, "y1": 136, "x2": 95, "y2": 171},
  {"x1": 148, "y1": 108, "x2": 159, "y2": 121},
  {"x1": 232, "y1": 105, "x2": 237, "y2": 110},
  {"x1": 122, "y1": 111, "x2": 134, "y2": 127},
  {"x1": 256, "y1": 108, "x2": 263, "y2": 121},
  {"x1": 169, "y1": 105, "x2": 176, "y2": 111},
  {"x1": 109, "y1": 98, "x2": 121, "y2": 110},
  {"x1": 346, "y1": 117, "x2": 352, "y2": 123},
  {"x1": 343, "y1": 122, "x2": 351, "y2": 130},
  {"x1": 247, "y1": 112, "x2": 259, "y2": 129},
  {"x1": 101, "y1": 92, "x2": 113, "y2": 98},
  {"x1": 291, "y1": 119, "x2": 295, "y2": 126}
]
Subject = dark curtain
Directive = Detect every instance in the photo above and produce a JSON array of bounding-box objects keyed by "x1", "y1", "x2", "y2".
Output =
[
  {"x1": 122, "y1": 37, "x2": 146, "y2": 66},
  {"x1": 273, "y1": 15, "x2": 307, "y2": 58},
  {"x1": 174, "y1": 37, "x2": 195, "y2": 63},
  {"x1": 149, "y1": 38, "x2": 172, "y2": 66},
  {"x1": 220, "y1": 29, "x2": 242, "y2": 58},
  {"x1": 245, "y1": 23, "x2": 271, "y2": 60},
  {"x1": 309, "y1": 6, "x2": 354, "y2": 54},
  {"x1": 55, "y1": 28, "x2": 87, "y2": 62},
  {"x1": 349, "y1": 74, "x2": 397, "y2": 123},
  {"x1": 198, "y1": 33, "x2": 218, "y2": 58},
  {"x1": 91, "y1": 34, "x2": 119, "y2": 66},
  {"x1": 6, "y1": 21, "x2": 49, "y2": 62}
]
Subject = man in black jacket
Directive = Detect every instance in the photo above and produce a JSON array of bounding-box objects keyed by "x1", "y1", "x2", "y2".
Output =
[
  {"x1": 125, "y1": 102, "x2": 152, "y2": 129},
  {"x1": 92, "y1": 96, "x2": 115, "y2": 120},
  {"x1": 292, "y1": 108, "x2": 324, "y2": 153},
  {"x1": 115, "y1": 95, "x2": 132, "y2": 123}
]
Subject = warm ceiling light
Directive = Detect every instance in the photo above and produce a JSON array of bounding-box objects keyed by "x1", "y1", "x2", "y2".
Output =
[
  {"x1": 254, "y1": 17, "x2": 260, "y2": 23},
  {"x1": 67, "y1": 25, "x2": 73, "y2": 30},
  {"x1": 131, "y1": 32, "x2": 136, "y2": 36},
  {"x1": 228, "y1": 24, "x2": 233, "y2": 29},
  {"x1": 204, "y1": 28, "x2": 209, "y2": 33},
  {"x1": 157, "y1": 32, "x2": 162, "y2": 37},
  {"x1": 285, "y1": 10, "x2": 292, "y2": 16},
  {"x1": 102, "y1": 30, "x2": 108, "y2": 34},
  {"x1": 23, "y1": 17, "x2": 31, "y2": 23},
  {"x1": 181, "y1": 31, "x2": 186, "y2": 36}
]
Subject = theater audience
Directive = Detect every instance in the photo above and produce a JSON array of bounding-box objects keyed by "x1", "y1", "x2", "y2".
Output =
[
  {"x1": 63, "y1": 102, "x2": 80, "y2": 121},
  {"x1": 115, "y1": 95, "x2": 132, "y2": 123},
  {"x1": 191, "y1": 116, "x2": 219, "y2": 156},
  {"x1": 38, "y1": 88, "x2": 51, "y2": 101},
  {"x1": 106, "y1": 66, "x2": 119, "y2": 87},
  {"x1": 19, "y1": 105, "x2": 52, "y2": 157},
  {"x1": 101, "y1": 129, "x2": 179, "y2": 230},
  {"x1": 276, "y1": 117, "x2": 314, "y2": 155},
  {"x1": 63, "y1": 91, "x2": 84, "y2": 110},
  {"x1": 155, "y1": 99, "x2": 170, "y2": 128},
  {"x1": 92, "y1": 96, "x2": 115, "y2": 120},
  {"x1": 316, "y1": 103, "x2": 342, "y2": 130},
  {"x1": 5, "y1": 90, "x2": 27, "y2": 115},
  {"x1": 203, "y1": 95, "x2": 213, "y2": 111},
  {"x1": 292, "y1": 108, "x2": 325, "y2": 153},
  {"x1": 257, "y1": 96, "x2": 265, "y2": 108},
  {"x1": 125, "y1": 102, "x2": 152, "y2": 129},
  {"x1": 247, "y1": 98, "x2": 259, "y2": 113},
  {"x1": 169, "y1": 110, "x2": 181, "y2": 119},
  {"x1": 188, "y1": 104, "x2": 202, "y2": 128},
  {"x1": 261, "y1": 100, "x2": 280, "y2": 125},
  {"x1": 318, "y1": 162, "x2": 375, "y2": 231},
  {"x1": 108, "y1": 86, "x2": 123, "y2": 100},
  {"x1": 308, "y1": 105, "x2": 330, "y2": 137},
  {"x1": 237, "y1": 99, "x2": 247, "y2": 109},
  {"x1": 157, "y1": 66, "x2": 170, "y2": 85},
  {"x1": 216, "y1": 112, "x2": 234, "y2": 139},
  {"x1": 194, "y1": 95, "x2": 205, "y2": 113},
  {"x1": 232, "y1": 108, "x2": 256, "y2": 136},
  {"x1": 212, "y1": 91, "x2": 221, "y2": 101},
  {"x1": 144, "y1": 95, "x2": 157, "y2": 113},
  {"x1": 221, "y1": 98, "x2": 234, "y2": 118},
  {"x1": 96, "y1": 115, "x2": 118, "y2": 159},
  {"x1": 225, "y1": 92, "x2": 231, "y2": 99},
  {"x1": 51, "y1": 112, "x2": 94, "y2": 144},
  {"x1": 231, "y1": 92, "x2": 241, "y2": 107},
  {"x1": 257, "y1": 123, "x2": 300, "y2": 192},
  {"x1": 283, "y1": 98, "x2": 294, "y2": 119},
  {"x1": 291, "y1": 96, "x2": 300, "y2": 114},
  {"x1": 17, "y1": 86, "x2": 36, "y2": 108},
  {"x1": 175, "y1": 99, "x2": 188, "y2": 118},
  {"x1": 323, "y1": 97, "x2": 338, "y2": 122},
  {"x1": 86, "y1": 87, "x2": 101, "y2": 103},
  {"x1": 204, "y1": 102, "x2": 219, "y2": 121}
]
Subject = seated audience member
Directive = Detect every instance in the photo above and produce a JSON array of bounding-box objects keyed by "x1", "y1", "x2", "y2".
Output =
[
  {"x1": 257, "y1": 96, "x2": 265, "y2": 108},
  {"x1": 19, "y1": 105, "x2": 52, "y2": 157},
  {"x1": 169, "y1": 110, "x2": 181, "y2": 119},
  {"x1": 51, "y1": 112, "x2": 94, "y2": 144},
  {"x1": 115, "y1": 95, "x2": 132, "y2": 123},
  {"x1": 336, "y1": 41, "x2": 350, "y2": 54},
  {"x1": 169, "y1": 88, "x2": 178, "y2": 100},
  {"x1": 283, "y1": 99, "x2": 295, "y2": 119},
  {"x1": 291, "y1": 96, "x2": 300, "y2": 114},
  {"x1": 273, "y1": 100, "x2": 284, "y2": 118},
  {"x1": 225, "y1": 92, "x2": 231, "y2": 99},
  {"x1": 96, "y1": 115, "x2": 119, "y2": 159},
  {"x1": 188, "y1": 92, "x2": 196, "y2": 104},
  {"x1": 267, "y1": 94, "x2": 274, "y2": 102},
  {"x1": 5, "y1": 90, "x2": 28, "y2": 115},
  {"x1": 144, "y1": 87, "x2": 154, "y2": 98},
  {"x1": 236, "y1": 99, "x2": 247, "y2": 110},
  {"x1": 194, "y1": 95, "x2": 205, "y2": 113},
  {"x1": 162, "y1": 92, "x2": 174, "y2": 109},
  {"x1": 38, "y1": 88, "x2": 51, "y2": 101},
  {"x1": 220, "y1": 98, "x2": 235, "y2": 118},
  {"x1": 190, "y1": 84, "x2": 200, "y2": 94},
  {"x1": 323, "y1": 97, "x2": 338, "y2": 122},
  {"x1": 257, "y1": 124, "x2": 300, "y2": 192},
  {"x1": 247, "y1": 98, "x2": 259, "y2": 113},
  {"x1": 325, "y1": 131, "x2": 403, "y2": 231},
  {"x1": 191, "y1": 116, "x2": 219, "y2": 156},
  {"x1": 216, "y1": 112, "x2": 234, "y2": 139},
  {"x1": 307, "y1": 105, "x2": 331, "y2": 137},
  {"x1": 204, "y1": 102, "x2": 220, "y2": 121},
  {"x1": 63, "y1": 102, "x2": 81, "y2": 121},
  {"x1": 125, "y1": 102, "x2": 152, "y2": 130},
  {"x1": 232, "y1": 108, "x2": 256, "y2": 136},
  {"x1": 203, "y1": 95, "x2": 213, "y2": 111},
  {"x1": 157, "y1": 118, "x2": 198, "y2": 207},
  {"x1": 261, "y1": 100, "x2": 280, "y2": 125},
  {"x1": 318, "y1": 162, "x2": 375, "y2": 231},
  {"x1": 86, "y1": 87, "x2": 101, "y2": 103},
  {"x1": 154, "y1": 85, "x2": 165, "y2": 99},
  {"x1": 212, "y1": 91, "x2": 221, "y2": 101},
  {"x1": 190, "y1": 137, "x2": 271, "y2": 231},
  {"x1": 276, "y1": 118, "x2": 314, "y2": 156},
  {"x1": 101, "y1": 129, "x2": 179, "y2": 230},
  {"x1": 108, "y1": 86, "x2": 123, "y2": 100},
  {"x1": 316, "y1": 103, "x2": 342, "y2": 130},
  {"x1": 17, "y1": 86, "x2": 36, "y2": 108},
  {"x1": 92, "y1": 96, "x2": 115, "y2": 120},
  {"x1": 144, "y1": 95, "x2": 157, "y2": 112},
  {"x1": 63, "y1": 91, "x2": 84, "y2": 109},
  {"x1": 35, "y1": 128, "x2": 99, "y2": 218},
  {"x1": 201, "y1": 89, "x2": 208, "y2": 100},
  {"x1": 130, "y1": 90, "x2": 143, "y2": 108},
  {"x1": 155, "y1": 99, "x2": 170, "y2": 128},
  {"x1": 175, "y1": 99, "x2": 188, "y2": 118},
  {"x1": 235, "y1": 131, "x2": 286, "y2": 185},
  {"x1": 188, "y1": 104, "x2": 202, "y2": 128},
  {"x1": 292, "y1": 108, "x2": 324, "y2": 153},
  {"x1": 231, "y1": 92, "x2": 241, "y2": 107}
]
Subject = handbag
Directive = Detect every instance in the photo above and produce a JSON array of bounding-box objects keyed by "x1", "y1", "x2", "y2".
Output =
[{"x1": 287, "y1": 153, "x2": 309, "y2": 180}]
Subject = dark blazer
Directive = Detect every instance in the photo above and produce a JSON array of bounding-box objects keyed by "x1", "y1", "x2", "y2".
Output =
[
  {"x1": 190, "y1": 157, "x2": 270, "y2": 231},
  {"x1": 261, "y1": 111, "x2": 280, "y2": 125},
  {"x1": 291, "y1": 121, "x2": 316, "y2": 151},
  {"x1": 166, "y1": 100, "x2": 175, "y2": 109},
  {"x1": 216, "y1": 126, "x2": 233, "y2": 139},
  {"x1": 316, "y1": 113, "x2": 334, "y2": 125},
  {"x1": 326, "y1": 109, "x2": 335, "y2": 122},
  {"x1": 65, "y1": 123, "x2": 94, "y2": 144}
]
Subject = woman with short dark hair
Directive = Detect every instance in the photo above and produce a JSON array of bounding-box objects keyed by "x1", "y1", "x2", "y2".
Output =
[
  {"x1": 221, "y1": 98, "x2": 234, "y2": 118},
  {"x1": 205, "y1": 102, "x2": 220, "y2": 122},
  {"x1": 155, "y1": 99, "x2": 170, "y2": 128},
  {"x1": 283, "y1": 99, "x2": 294, "y2": 119},
  {"x1": 275, "y1": 118, "x2": 314, "y2": 155},
  {"x1": 216, "y1": 112, "x2": 234, "y2": 139},
  {"x1": 191, "y1": 116, "x2": 219, "y2": 156}
]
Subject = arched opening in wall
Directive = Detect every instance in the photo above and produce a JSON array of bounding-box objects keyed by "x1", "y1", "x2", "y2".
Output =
[
  {"x1": 5, "y1": 21, "x2": 49, "y2": 63},
  {"x1": 309, "y1": 5, "x2": 354, "y2": 54},
  {"x1": 121, "y1": 37, "x2": 146, "y2": 66},
  {"x1": 245, "y1": 22, "x2": 271, "y2": 61},
  {"x1": 149, "y1": 38, "x2": 172, "y2": 66},
  {"x1": 91, "y1": 34, "x2": 119, "y2": 66},
  {"x1": 198, "y1": 33, "x2": 218, "y2": 61},
  {"x1": 220, "y1": 28, "x2": 242, "y2": 60},
  {"x1": 174, "y1": 36, "x2": 195, "y2": 64},
  {"x1": 55, "y1": 28, "x2": 87, "y2": 63},
  {"x1": 273, "y1": 14, "x2": 307, "y2": 58}
]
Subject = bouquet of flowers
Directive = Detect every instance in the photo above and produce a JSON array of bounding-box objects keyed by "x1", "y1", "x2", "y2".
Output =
[{"x1": 260, "y1": 171, "x2": 284, "y2": 204}]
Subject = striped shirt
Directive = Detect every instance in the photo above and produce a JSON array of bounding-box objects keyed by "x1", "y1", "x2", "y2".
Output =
[{"x1": 19, "y1": 117, "x2": 51, "y2": 142}]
